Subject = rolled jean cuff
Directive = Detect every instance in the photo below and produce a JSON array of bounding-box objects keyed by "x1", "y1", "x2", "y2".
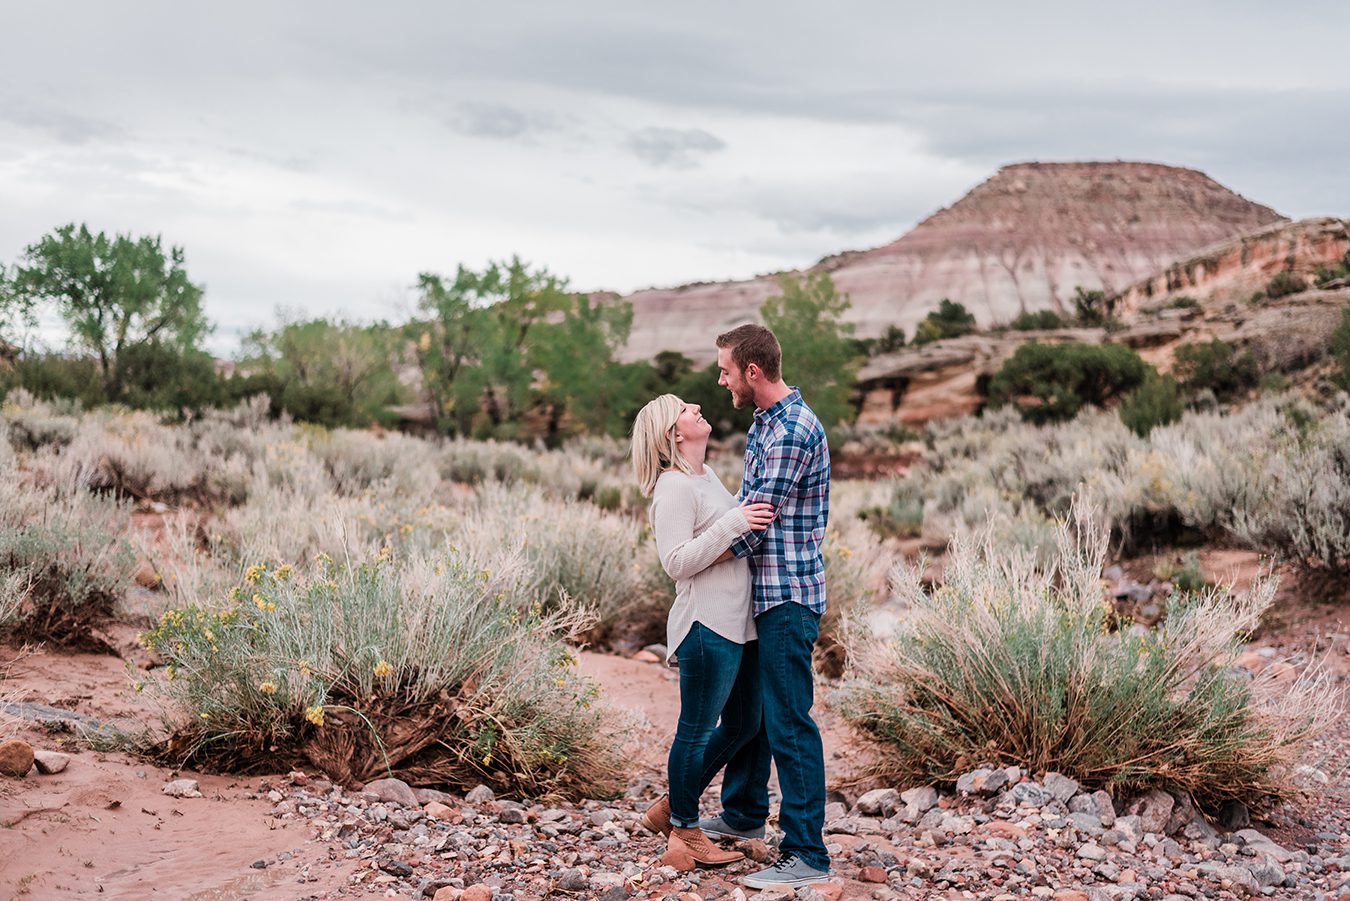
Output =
[{"x1": 669, "y1": 813, "x2": 700, "y2": 829}]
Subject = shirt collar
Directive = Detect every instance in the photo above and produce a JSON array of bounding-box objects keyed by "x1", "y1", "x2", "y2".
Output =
[{"x1": 755, "y1": 386, "x2": 801, "y2": 423}]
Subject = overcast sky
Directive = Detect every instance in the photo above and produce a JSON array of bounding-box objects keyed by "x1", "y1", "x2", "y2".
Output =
[{"x1": 2, "y1": 1, "x2": 1347, "y2": 354}]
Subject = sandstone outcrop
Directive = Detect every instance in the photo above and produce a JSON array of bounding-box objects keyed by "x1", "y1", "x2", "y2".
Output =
[
  {"x1": 1115, "y1": 216, "x2": 1350, "y2": 313},
  {"x1": 618, "y1": 162, "x2": 1285, "y2": 363}
]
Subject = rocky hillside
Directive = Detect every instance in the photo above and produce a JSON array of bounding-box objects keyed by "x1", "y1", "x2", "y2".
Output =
[{"x1": 618, "y1": 162, "x2": 1285, "y2": 363}]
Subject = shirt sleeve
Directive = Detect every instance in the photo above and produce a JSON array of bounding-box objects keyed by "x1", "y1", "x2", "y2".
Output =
[
  {"x1": 651, "y1": 478, "x2": 751, "y2": 582},
  {"x1": 730, "y1": 428, "x2": 814, "y2": 558}
]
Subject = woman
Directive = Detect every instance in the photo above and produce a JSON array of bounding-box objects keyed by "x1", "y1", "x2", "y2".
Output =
[{"x1": 630, "y1": 394, "x2": 772, "y2": 868}]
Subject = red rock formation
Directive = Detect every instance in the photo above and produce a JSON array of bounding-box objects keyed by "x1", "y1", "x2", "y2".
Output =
[
  {"x1": 1114, "y1": 217, "x2": 1350, "y2": 314},
  {"x1": 618, "y1": 162, "x2": 1285, "y2": 363}
]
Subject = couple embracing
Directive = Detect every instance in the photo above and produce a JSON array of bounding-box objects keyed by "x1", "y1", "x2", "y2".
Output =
[{"x1": 630, "y1": 324, "x2": 831, "y2": 889}]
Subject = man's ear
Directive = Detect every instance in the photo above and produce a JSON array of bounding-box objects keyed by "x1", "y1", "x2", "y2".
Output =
[{"x1": 744, "y1": 363, "x2": 760, "y2": 382}]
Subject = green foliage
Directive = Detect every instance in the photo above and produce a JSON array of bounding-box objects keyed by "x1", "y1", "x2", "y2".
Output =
[
  {"x1": 1154, "y1": 552, "x2": 1211, "y2": 593},
  {"x1": 1331, "y1": 305, "x2": 1350, "y2": 392},
  {"x1": 1010, "y1": 309, "x2": 1065, "y2": 331},
  {"x1": 6, "y1": 224, "x2": 209, "y2": 399},
  {"x1": 1169, "y1": 296, "x2": 1202, "y2": 311},
  {"x1": 1118, "y1": 371, "x2": 1183, "y2": 437},
  {"x1": 871, "y1": 324, "x2": 907, "y2": 355},
  {"x1": 1265, "y1": 271, "x2": 1306, "y2": 299},
  {"x1": 912, "y1": 299, "x2": 976, "y2": 345},
  {"x1": 140, "y1": 553, "x2": 625, "y2": 797},
  {"x1": 1314, "y1": 250, "x2": 1350, "y2": 287},
  {"x1": 760, "y1": 272, "x2": 864, "y2": 435},
  {"x1": 530, "y1": 294, "x2": 638, "y2": 440},
  {"x1": 1071, "y1": 287, "x2": 1119, "y2": 328},
  {"x1": 1172, "y1": 339, "x2": 1260, "y2": 402},
  {"x1": 242, "y1": 317, "x2": 405, "y2": 428},
  {"x1": 987, "y1": 341, "x2": 1151, "y2": 424},
  {"x1": 837, "y1": 509, "x2": 1333, "y2": 809},
  {"x1": 860, "y1": 482, "x2": 924, "y2": 539}
]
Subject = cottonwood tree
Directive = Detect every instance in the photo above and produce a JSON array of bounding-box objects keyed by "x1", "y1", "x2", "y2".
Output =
[
  {"x1": 6, "y1": 223, "x2": 209, "y2": 398},
  {"x1": 760, "y1": 272, "x2": 863, "y2": 435}
]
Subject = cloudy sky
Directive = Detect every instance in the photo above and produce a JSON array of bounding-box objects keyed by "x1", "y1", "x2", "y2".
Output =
[{"x1": 2, "y1": 1, "x2": 1347, "y2": 353}]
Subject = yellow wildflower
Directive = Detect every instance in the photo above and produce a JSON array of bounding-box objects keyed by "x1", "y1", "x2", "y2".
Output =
[
  {"x1": 314, "y1": 552, "x2": 333, "y2": 568},
  {"x1": 133, "y1": 681, "x2": 144, "y2": 693},
  {"x1": 305, "y1": 705, "x2": 325, "y2": 727},
  {"x1": 298, "y1": 661, "x2": 312, "y2": 678},
  {"x1": 274, "y1": 564, "x2": 293, "y2": 582},
  {"x1": 203, "y1": 628, "x2": 216, "y2": 643},
  {"x1": 377, "y1": 545, "x2": 393, "y2": 563},
  {"x1": 228, "y1": 586, "x2": 242, "y2": 602},
  {"x1": 166, "y1": 665, "x2": 178, "y2": 681},
  {"x1": 244, "y1": 564, "x2": 266, "y2": 585},
  {"x1": 481, "y1": 754, "x2": 491, "y2": 765},
  {"x1": 200, "y1": 712, "x2": 210, "y2": 720},
  {"x1": 258, "y1": 681, "x2": 277, "y2": 695},
  {"x1": 554, "y1": 677, "x2": 566, "y2": 689},
  {"x1": 253, "y1": 593, "x2": 267, "y2": 611},
  {"x1": 373, "y1": 659, "x2": 393, "y2": 678}
]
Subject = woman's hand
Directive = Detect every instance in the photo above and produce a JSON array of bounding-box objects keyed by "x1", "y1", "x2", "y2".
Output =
[{"x1": 739, "y1": 500, "x2": 774, "y2": 530}]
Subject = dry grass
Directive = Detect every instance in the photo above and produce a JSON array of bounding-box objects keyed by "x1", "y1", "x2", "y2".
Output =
[{"x1": 838, "y1": 496, "x2": 1341, "y2": 810}]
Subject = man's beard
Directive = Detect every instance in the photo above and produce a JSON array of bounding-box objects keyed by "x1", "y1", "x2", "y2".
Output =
[{"x1": 729, "y1": 384, "x2": 753, "y2": 409}]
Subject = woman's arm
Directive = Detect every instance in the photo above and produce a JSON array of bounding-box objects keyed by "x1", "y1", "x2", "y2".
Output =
[{"x1": 652, "y1": 482, "x2": 755, "y2": 581}]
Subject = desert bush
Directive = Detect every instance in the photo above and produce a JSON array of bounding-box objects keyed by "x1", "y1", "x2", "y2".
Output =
[
  {"x1": 1118, "y1": 372, "x2": 1184, "y2": 436},
  {"x1": 1154, "y1": 552, "x2": 1210, "y2": 593},
  {"x1": 51, "y1": 410, "x2": 223, "y2": 503},
  {"x1": 1331, "y1": 305, "x2": 1350, "y2": 392},
  {"x1": 304, "y1": 427, "x2": 442, "y2": 497},
  {"x1": 837, "y1": 500, "x2": 1338, "y2": 809},
  {"x1": 1009, "y1": 309, "x2": 1065, "y2": 331},
  {"x1": 1314, "y1": 251, "x2": 1350, "y2": 288},
  {"x1": 1265, "y1": 271, "x2": 1306, "y2": 299},
  {"x1": 2, "y1": 389, "x2": 81, "y2": 450},
  {"x1": 913, "y1": 299, "x2": 977, "y2": 345},
  {"x1": 0, "y1": 463, "x2": 134, "y2": 646},
  {"x1": 861, "y1": 482, "x2": 925, "y2": 539},
  {"x1": 987, "y1": 341, "x2": 1150, "y2": 424},
  {"x1": 1172, "y1": 339, "x2": 1260, "y2": 402},
  {"x1": 1071, "y1": 287, "x2": 1119, "y2": 328},
  {"x1": 141, "y1": 550, "x2": 626, "y2": 798}
]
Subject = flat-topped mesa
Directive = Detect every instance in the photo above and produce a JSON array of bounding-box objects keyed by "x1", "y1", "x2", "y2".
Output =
[{"x1": 616, "y1": 161, "x2": 1285, "y2": 364}]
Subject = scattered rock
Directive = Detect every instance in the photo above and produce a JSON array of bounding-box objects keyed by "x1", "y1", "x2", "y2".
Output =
[
  {"x1": 1125, "y1": 788, "x2": 1173, "y2": 834},
  {"x1": 855, "y1": 787, "x2": 900, "y2": 817},
  {"x1": 380, "y1": 859, "x2": 414, "y2": 877},
  {"x1": 365, "y1": 777, "x2": 419, "y2": 807},
  {"x1": 556, "y1": 868, "x2": 589, "y2": 892},
  {"x1": 0, "y1": 739, "x2": 35, "y2": 777},
  {"x1": 162, "y1": 778, "x2": 201, "y2": 798},
  {"x1": 32, "y1": 750, "x2": 70, "y2": 775},
  {"x1": 1042, "y1": 771, "x2": 1079, "y2": 803},
  {"x1": 464, "y1": 784, "x2": 495, "y2": 804},
  {"x1": 459, "y1": 886, "x2": 492, "y2": 901},
  {"x1": 424, "y1": 801, "x2": 458, "y2": 821},
  {"x1": 859, "y1": 865, "x2": 888, "y2": 883}
]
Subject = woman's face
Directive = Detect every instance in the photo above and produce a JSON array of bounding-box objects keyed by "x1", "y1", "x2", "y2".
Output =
[{"x1": 673, "y1": 400, "x2": 711, "y2": 444}]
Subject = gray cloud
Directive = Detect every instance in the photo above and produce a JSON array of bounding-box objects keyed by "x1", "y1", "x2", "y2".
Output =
[
  {"x1": 626, "y1": 127, "x2": 726, "y2": 169},
  {"x1": 0, "y1": 97, "x2": 121, "y2": 145},
  {"x1": 447, "y1": 101, "x2": 556, "y2": 141}
]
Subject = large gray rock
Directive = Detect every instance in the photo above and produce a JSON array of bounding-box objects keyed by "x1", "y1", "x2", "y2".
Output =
[
  {"x1": 1042, "y1": 772, "x2": 1080, "y2": 803},
  {"x1": 1125, "y1": 789, "x2": 1173, "y2": 835},
  {"x1": 1234, "y1": 829, "x2": 1292, "y2": 863},
  {"x1": 855, "y1": 787, "x2": 901, "y2": 817},
  {"x1": 365, "y1": 778, "x2": 418, "y2": 808}
]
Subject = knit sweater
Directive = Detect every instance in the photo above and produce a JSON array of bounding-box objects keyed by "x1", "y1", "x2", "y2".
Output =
[{"x1": 650, "y1": 466, "x2": 756, "y2": 664}]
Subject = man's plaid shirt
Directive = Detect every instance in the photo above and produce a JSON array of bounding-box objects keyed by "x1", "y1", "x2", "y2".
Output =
[{"x1": 730, "y1": 387, "x2": 831, "y2": 616}]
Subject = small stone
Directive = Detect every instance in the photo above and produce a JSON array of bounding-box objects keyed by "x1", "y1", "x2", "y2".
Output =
[
  {"x1": 754, "y1": 891, "x2": 794, "y2": 901},
  {"x1": 956, "y1": 767, "x2": 994, "y2": 795},
  {"x1": 365, "y1": 778, "x2": 418, "y2": 807},
  {"x1": 1011, "y1": 782, "x2": 1050, "y2": 806},
  {"x1": 431, "y1": 890, "x2": 462, "y2": 901},
  {"x1": 1215, "y1": 864, "x2": 1259, "y2": 895},
  {"x1": 499, "y1": 807, "x2": 527, "y2": 824},
  {"x1": 32, "y1": 750, "x2": 70, "y2": 775},
  {"x1": 745, "y1": 839, "x2": 772, "y2": 863},
  {"x1": 1042, "y1": 772, "x2": 1080, "y2": 803},
  {"x1": 162, "y1": 778, "x2": 202, "y2": 798},
  {"x1": 251, "y1": 859, "x2": 268, "y2": 869},
  {"x1": 556, "y1": 868, "x2": 589, "y2": 892},
  {"x1": 807, "y1": 885, "x2": 842, "y2": 901},
  {"x1": 1126, "y1": 789, "x2": 1173, "y2": 834},
  {"x1": 424, "y1": 801, "x2": 458, "y2": 821},
  {"x1": 464, "y1": 785, "x2": 495, "y2": 804},
  {"x1": 460, "y1": 887, "x2": 492, "y2": 901},
  {"x1": 632, "y1": 649, "x2": 662, "y2": 663},
  {"x1": 859, "y1": 865, "x2": 888, "y2": 883},
  {"x1": 0, "y1": 739, "x2": 35, "y2": 777},
  {"x1": 855, "y1": 788, "x2": 901, "y2": 817},
  {"x1": 1053, "y1": 892, "x2": 1089, "y2": 901},
  {"x1": 1077, "y1": 842, "x2": 1108, "y2": 862},
  {"x1": 380, "y1": 859, "x2": 414, "y2": 877}
]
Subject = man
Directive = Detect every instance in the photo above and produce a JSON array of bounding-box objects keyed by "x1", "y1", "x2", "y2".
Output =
[{"x1": 698, "y1": 323, "x2": 831, "y2": 888}]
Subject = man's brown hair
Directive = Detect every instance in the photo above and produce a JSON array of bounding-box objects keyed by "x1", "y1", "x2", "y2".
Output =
[{"x1": 716, "y1": 324, "x2": 782, "y2": 382}]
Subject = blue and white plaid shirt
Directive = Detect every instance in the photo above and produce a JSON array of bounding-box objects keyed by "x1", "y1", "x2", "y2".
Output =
[{"x1": 730, "y1": 387, "x2": 830, "y2": 617}]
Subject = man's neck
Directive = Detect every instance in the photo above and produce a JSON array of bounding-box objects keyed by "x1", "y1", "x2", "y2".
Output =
[{"x1": 754, "y1": 380, "x2": 793, "y2": 411}]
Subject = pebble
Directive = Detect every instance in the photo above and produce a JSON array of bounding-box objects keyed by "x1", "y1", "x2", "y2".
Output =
[
  {"x1": 162, "y1": 778, "x2": 202, "y2": 798},
  {"x1": 0, "y1": 739, "x2": 35, "y2": 777},
  {"x1": 32, "y1": 749, "x2": 70, "y2": 774}
]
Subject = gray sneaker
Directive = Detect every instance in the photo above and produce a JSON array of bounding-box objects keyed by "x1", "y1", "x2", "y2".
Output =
[
  {"x1": 740, "y1": 854, "x2": 830, "y2": 889},
  {"x1": 696, "y1": 814, "x2": 765, "y2": 841}
]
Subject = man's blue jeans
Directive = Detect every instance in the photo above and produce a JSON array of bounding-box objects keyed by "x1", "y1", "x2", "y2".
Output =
[
  {"x1": 717, "y1": 601, "x2": 828, "y2": 872},
  {"x1": 668, "y1": 623, "x2": 762, "y2": 827}
]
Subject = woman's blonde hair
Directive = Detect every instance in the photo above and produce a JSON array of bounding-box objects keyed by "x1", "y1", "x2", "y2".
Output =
[{"x1": 631, "y1": 394, "x2": 696, "y2": 496}]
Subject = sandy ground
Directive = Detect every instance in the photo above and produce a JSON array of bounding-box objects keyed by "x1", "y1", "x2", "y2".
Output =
[{"x1": 1, "y1": 547, "x2": 1346, "y2": 900}]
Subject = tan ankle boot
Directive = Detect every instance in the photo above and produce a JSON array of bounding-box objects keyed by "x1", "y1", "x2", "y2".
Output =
[
  {"x1": 639, "y1": 795, "x2": 671, "y2": 837},
  {"x1": 667, "y1": 826, "x2": 745, "y2": 868}
]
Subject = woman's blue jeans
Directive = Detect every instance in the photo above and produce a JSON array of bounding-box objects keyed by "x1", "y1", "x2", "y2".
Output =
[{"x1": 667, "y1": 623, "x2": 762, "y2": 827}]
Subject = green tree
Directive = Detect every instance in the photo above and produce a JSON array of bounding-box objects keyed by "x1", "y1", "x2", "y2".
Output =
[
  {"x1": 913, "y1": 299, "x2": 977, "y2": 345},
  {"x1": 412, "y1": 259, "x2": 571, "y2": 436},
  {"x1": 1329, "y1": 305, "x2": 1350, "y2": 392},
  {"x1": 1071, "y1": 287, "x2": 1117, "y2": 327},
  {"x1": 1010, "y1": 309, "x2": 1065, "y2": 331},
  {"x1": 987, "y1": 341, "x2": 1151, "y2": 424},
  {"x1": 872, "y1": 324, "x2": 907, "y2": 355},
  {"x1": 243, "y1": 317, "x2": 404, "y2": 427},
  {"x1": 1171, "y1": 339, "x2": 1260, "y2": 402},
  {"x1": 5, "y1": 224, "x2": 209, "y2": 398},
  {"x1": 530, "y1": 294, "x2": 638, "y2": 439},
  {"x1": 761, "y1": 272, "x2": 863, "y2": 434},
  {"x1": 1118, "y1": 371, "x2": 1184, "y2": 437}
]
